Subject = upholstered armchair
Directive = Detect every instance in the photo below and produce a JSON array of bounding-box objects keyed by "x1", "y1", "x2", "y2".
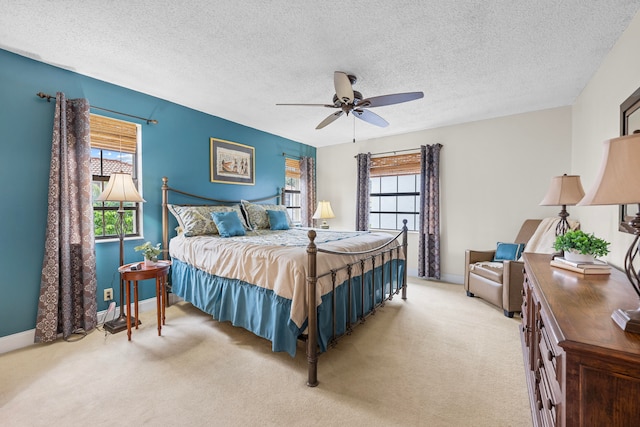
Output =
[{"x1": 464, "y1": 219, "x2": 542, "y2": 318}]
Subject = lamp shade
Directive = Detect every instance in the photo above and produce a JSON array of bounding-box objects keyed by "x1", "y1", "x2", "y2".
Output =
[
  {"x1": 312, "y1": 201, "x2": 335, "y2": 219},
  {"x1": 579, "y1": 133, "x2": 640, "y2": 206},
  {"x1": 97, "y1": 172, "x2": 145, "y2": 203},
  {"x1": 539, "y1": 174, "x2": 585, "y2": 206}
]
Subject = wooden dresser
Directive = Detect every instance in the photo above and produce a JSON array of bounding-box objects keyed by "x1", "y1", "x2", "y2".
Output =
[{"x1": 521, "y1": 253, "x2": 640, "y2": 426}]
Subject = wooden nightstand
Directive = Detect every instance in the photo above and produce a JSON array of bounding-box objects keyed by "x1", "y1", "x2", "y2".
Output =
[{"x1": 118, "y1": 261, "x2": 171, "y2": 341}]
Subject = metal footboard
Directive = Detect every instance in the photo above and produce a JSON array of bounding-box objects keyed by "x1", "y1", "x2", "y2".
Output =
[{"x1": 305, "y1": 220, "x2": 408, "y2": 387}]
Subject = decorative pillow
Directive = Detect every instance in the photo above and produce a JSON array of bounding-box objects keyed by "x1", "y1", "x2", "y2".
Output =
[
  {"x1": 211, "y1": 211, "x2": 246, "y2": 237},
  {"x1": 266, "y1": 209, "x2": 290, "y2": 230},
  {"x1": 493, "y1": 242, "x2": 526, "y2": 262},
  {"x1": 167, "y1": 204, "x2": 186, "y2": 230},
  {"x1": 241, "y1": 200, "x2": 292, "y2": 230},
  {"x1": 167, "y1": 204, "x2": 249, "y2": 236}
]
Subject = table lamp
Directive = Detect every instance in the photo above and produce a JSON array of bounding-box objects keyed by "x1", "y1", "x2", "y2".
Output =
[
  {"x1": 97, "y1": 172, "x2": 145, "y2": 333},
  {"x1": 313, "y1": 200, "x2": 335, "y2": 229},
  {"x1": 539, "y1": 174, "x2": 585, "y2": 235},
  {"x1": 578, "y1": 133, "x2": 640, "y2": 332}
]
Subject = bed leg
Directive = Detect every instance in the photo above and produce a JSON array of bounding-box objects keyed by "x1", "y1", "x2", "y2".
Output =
[{"x1": 306, "y1": 230, "x2": 319, "y2": 387}]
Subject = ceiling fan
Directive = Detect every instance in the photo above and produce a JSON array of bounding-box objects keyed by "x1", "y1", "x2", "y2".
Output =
[{"x1": 276, "y1": 71, "x2": 424, "y2": 129}]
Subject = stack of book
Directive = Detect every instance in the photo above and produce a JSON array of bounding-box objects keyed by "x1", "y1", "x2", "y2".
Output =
[{"x1": 550, "y1": 257, "x2": 611, "y2": 275}]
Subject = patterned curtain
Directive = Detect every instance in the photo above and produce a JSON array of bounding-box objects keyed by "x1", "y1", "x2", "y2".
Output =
[
  {"x1": 35, "y1": 92, "x2": 97, "y2": 343},
  {"x1": 355, "y1": 152, "x2": 371, "y2": 231},
  {"x1": 418, "y1": 144, "x2": 442, "y2": 279},
  {"x1": 300, "y1": 156, "x2": 316, "y2": 227}
]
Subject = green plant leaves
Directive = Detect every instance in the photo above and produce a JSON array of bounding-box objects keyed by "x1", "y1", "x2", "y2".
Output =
[{"x1": 553, "y1": 230, "x2": 610, "y2": 257}]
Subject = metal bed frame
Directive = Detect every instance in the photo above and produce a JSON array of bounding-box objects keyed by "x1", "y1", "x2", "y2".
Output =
[{"x1": 161, "y1": 176, "x2": 408, "y2": 386}]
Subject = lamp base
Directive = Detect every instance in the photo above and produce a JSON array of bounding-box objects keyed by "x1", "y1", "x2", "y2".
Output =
[
  {"x1": 104, "y1": 315, "x2": 141, "y2": 334},
  {"x1": 611, "y1": 307, "x2": 640, "y2": 334}
]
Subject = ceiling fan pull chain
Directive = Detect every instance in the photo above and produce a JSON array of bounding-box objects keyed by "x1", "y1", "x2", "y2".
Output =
[{"x1": 353, "y1": 115, "x2": 356, "y2": 143}]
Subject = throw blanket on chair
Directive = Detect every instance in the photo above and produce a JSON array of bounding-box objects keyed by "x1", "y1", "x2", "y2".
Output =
[{"x1": 522, "y1": 217, "x2": 579, "y2": 255}]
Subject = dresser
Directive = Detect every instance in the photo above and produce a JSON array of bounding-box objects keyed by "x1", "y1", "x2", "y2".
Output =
[{"x1": 521, "y1": 253, "x2": 640, "y2": 427}]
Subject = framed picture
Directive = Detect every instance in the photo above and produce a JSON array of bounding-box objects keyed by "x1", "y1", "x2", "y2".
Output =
[{"x1": 210, "y1": 138, "x2": 255, "y2": 185}]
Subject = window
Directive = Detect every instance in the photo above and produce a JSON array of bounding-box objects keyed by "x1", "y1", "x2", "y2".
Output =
[
  {"x1": 284, "y1": 157, "x2": 301, "y2": 225},
  {"x1": 90, "y1": 114, "x2": 142, "y2": 239},
  {"x1": 369, "y1": 152, "x2": 421, "y2": 231}
]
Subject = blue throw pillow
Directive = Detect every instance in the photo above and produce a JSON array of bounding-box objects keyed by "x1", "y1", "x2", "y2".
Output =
[
  {"x1": 266, "y1": 209, "x2": 289, "y2": 230},
  {"x1": 493, "y1": 242, "x2": 525, "y2": 262},
  {"x1": 211, "y1": 211, "x2": 246, "y2": 237}
]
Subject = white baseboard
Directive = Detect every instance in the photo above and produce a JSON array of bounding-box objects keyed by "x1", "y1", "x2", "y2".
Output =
[
  {"x1": 0, "y1": 296, "x2": 180, "y2": 355},
  {"x1": 407, "y1": 269, "x2": 464, "y2": 285}
]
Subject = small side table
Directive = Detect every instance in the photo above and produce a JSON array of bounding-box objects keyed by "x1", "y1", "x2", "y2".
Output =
[{"x1": 118, "y1": 261, "x2": 171, "y2": 341}]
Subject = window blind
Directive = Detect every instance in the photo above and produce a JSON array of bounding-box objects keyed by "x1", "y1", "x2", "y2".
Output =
[
  {"x1": 90, "y1": 114, "x2": 138, "y2": 153},
  {"x1": 285, "y1": 158, "x2": 301, "y2": 179},
  {"x1": 370, "y1": 152, "x2": 421, "y2": 177}
]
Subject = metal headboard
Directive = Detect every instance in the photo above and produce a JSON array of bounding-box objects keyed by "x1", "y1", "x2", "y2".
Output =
[{"x1": 161, "y1": 176, "x2": 283, "y2": 259}]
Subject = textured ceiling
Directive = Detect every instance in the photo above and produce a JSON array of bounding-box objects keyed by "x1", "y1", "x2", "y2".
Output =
[{"x1": 2, "y1": 1, "x2": 640, "y2": 147}]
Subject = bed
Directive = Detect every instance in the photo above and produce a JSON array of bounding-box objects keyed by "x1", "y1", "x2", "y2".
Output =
[{"x1": 161, "y1": 177, "x2": 407, "y2": 386}]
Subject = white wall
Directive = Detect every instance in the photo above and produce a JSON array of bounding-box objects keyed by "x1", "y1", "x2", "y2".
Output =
[
  {"x1": 317, "y1": 107, "x2": 572, "y2": 283},
  {"x1": 571, "y1": 11, "x2": 640, "y2": 270}
]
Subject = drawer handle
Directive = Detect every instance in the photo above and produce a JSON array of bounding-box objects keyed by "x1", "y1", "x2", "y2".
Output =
[{"x1": 537, "y1": 399, "x2": 544, "y2": 411}]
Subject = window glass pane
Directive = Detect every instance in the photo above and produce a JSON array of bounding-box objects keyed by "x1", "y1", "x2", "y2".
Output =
[
  {"x1": 94, "y1": 211, "x2": 105, "y2": 237},
  {"x1": 287, "y1": 208, "x2": 301, "y2": 224},
  {"x1": 380, "y1": 176, "x2": 397, "y2": 193},
  {"x1": 397, "y1": 195, "x2": 415, "y2": 212},
  {"x1": 285, "y1": 192, "x2": 300, "y2": 207},
  {"x1": 370, "y1": 196, "x2": 380, "y2": 211},
  {"x1": 370, "y1": 177, "x2": 380, "y2": 193},
  {"x1": 368, "y1": 172, "x2": 420, "y2": 231},
  {"x1": 380, "y1": 195, "x2": 396, "y2": 211},
  {"x1": 370, "y1": 213, "x2": 380, "y2": 229},
  {"x1": 398, "y1": 174, "x2": 417, "y2": 192},
  {"x1": 380, "y1": 214, "x2": 396, "y2": 230},
  {"x1": 285, "y1": 177, "x2": 300, "y2": 190}
]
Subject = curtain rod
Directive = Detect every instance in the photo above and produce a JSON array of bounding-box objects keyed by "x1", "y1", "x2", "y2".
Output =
[
  {"x1": 36, "y1": 92, "x2": 158, "y2": 125},
  {"x1": 354, "y1": 147, "x2": 421, "y2": 158}
]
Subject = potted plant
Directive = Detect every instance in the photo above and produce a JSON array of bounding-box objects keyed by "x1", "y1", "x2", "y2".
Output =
[
  {"x1": 553, "y1": 230, "x2": 610, "y2": 263},
  {"x1": 134, "y1": 241, "x2": 162, "y2": 267}
]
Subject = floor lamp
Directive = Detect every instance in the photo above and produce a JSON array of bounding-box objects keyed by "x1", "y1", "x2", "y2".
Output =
[
  {"x1": 97, "y1": 172, "x2": 145, "y2": 334},
  {"x1": 578, "y1": 133, "x2": 640, "y2": 333},
  {"x1": 539, "y1": 174, "x2": 585, "y2": 236}
]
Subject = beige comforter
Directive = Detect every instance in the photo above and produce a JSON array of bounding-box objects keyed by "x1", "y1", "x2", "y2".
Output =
[{"x1": 169, "y1": 228, "x2": 403, "y2": 328}]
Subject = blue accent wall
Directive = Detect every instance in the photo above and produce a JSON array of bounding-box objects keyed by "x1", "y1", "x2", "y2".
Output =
[{"x1": 0, "y1": 49, "x2": 315, "y2": 338}]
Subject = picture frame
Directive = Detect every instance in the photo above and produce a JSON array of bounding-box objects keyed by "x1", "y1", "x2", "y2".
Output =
[{"x1": 210, "y1": 138, "x2": 255, "y2": 185}]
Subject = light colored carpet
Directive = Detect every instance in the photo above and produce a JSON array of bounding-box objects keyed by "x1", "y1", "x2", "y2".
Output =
[{"x1": 0, "y1": 280, "x2": 531, "y2": 426}]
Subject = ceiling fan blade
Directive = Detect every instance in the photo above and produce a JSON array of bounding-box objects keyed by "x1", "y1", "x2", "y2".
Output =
[
  {"x1": 353, "y1": 109, "x2": 389, "y2": 128},
  {"x1": 276, "y1": 103, "x2": 337, "y2": 108},
  {"x1": 316, "y1": 111, "x2": 344, "y2": 129},
  {"x1": 334, "y1": 71, "x2": 354, "y2": 104},
  {"x1": 357, "y1": 91, "x2": 424, "y2": 108}
]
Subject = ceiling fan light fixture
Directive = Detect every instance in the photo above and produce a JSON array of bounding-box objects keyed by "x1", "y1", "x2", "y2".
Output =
[{"x1": 277, "y1": 71, "x2": 423, "y2": 130}]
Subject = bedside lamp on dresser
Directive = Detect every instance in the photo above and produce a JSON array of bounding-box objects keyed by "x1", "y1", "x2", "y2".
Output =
[{"x1": 578, "y1": 133, "x2": 640, "y2": 332}]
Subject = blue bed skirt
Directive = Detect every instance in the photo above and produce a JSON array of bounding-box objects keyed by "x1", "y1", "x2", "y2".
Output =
[{"x1": 171, "y1": 258, "x2": 405, "y2": 357}]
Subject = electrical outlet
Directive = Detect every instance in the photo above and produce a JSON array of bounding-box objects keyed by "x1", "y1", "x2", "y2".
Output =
[{"x1": 103, "y1": 288, "x2": 113, "y2": 301}]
